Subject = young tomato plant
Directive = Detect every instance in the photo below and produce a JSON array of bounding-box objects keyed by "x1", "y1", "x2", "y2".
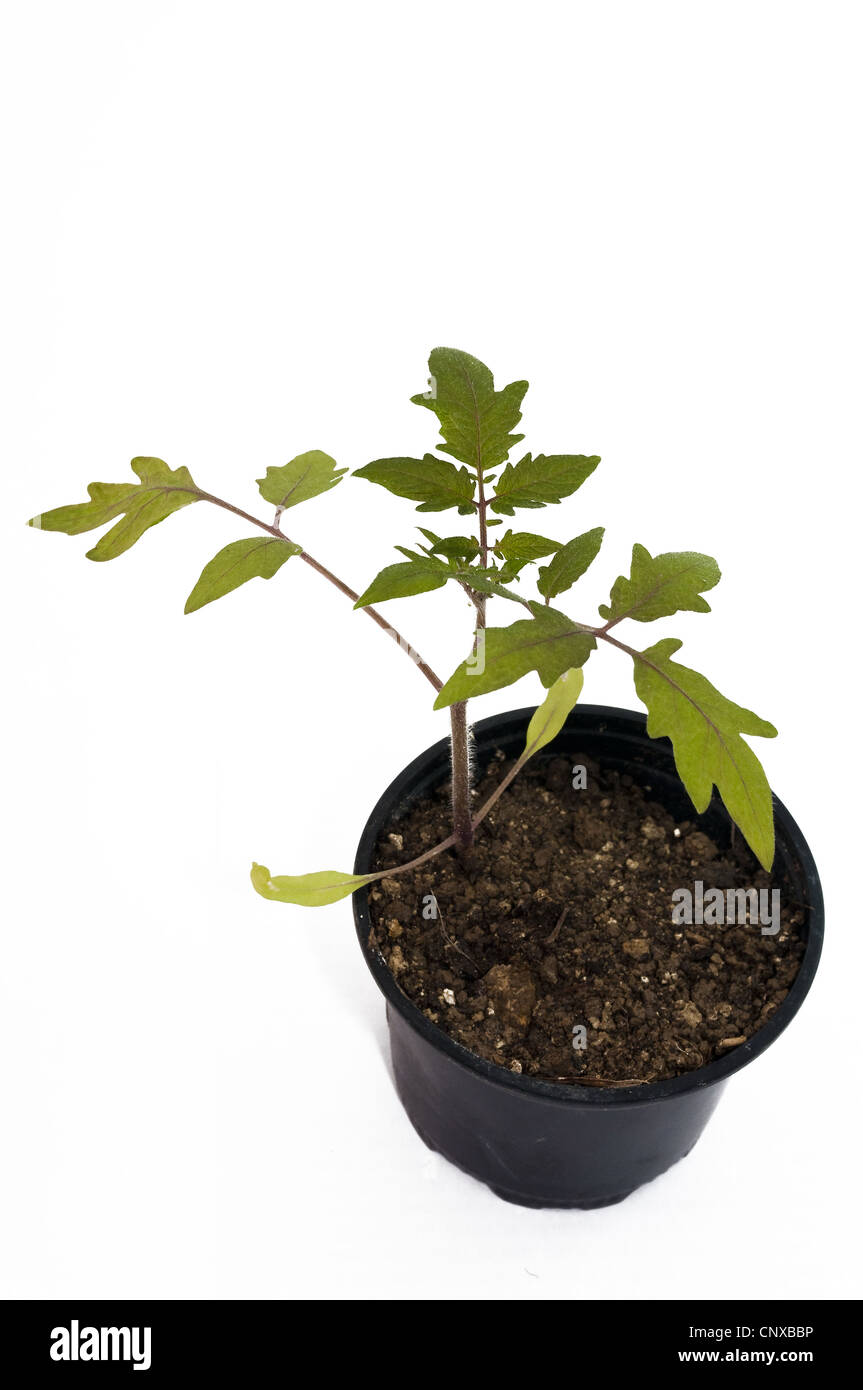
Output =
[{"x1": 29, "y1": 347, "x2": 778, "y2": 911}]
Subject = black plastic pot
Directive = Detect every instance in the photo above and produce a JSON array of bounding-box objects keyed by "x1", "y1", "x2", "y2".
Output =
[{"x1": 353, "y1": 706, "x2": 824, "y2": 1209}]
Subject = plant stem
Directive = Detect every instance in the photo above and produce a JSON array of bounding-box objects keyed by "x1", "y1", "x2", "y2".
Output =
[
  {"x1": 449, "y1": 700, "x2": 474, "y2": 852},
  {"x1": 476, "y1": 470, "x2": 489, "y2": 570},
  {"x1": 196, "y1": 489, "x2": 443, "y2": 693},
  {"x1": 298, "y1": 549, "x2": 444, "y2": 693},
  {"x1": 360, "y1": 614, "x2": 723, "y2": 893},
  {"x1": 448, "y1": 466, "x2": 493, "y2": 853},
  {"x1": 198, "y1": 489, "x2": 480, "y2": 841}
]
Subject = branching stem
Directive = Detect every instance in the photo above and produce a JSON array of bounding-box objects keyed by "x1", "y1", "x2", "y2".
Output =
[
  {"x1": 365, "y1": 619, "x2": 663, "y2": 886},
  {"x1": 197, "y1": 489, "x2": 444, "y2": 694}
]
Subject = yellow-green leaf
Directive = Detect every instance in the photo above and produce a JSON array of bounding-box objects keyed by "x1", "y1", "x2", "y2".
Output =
[
  {"x1": 523, "y1": 668, "x2": 585, "y2": 759},
  {"x1": 632, "y1": 638, "x2": 777, "y2": 869},
  {"x1": 257, "y1": 451, "x2": 347, "y2": 511},
  {"x1": 29, "y1": 457, "x2": 202, "y2": 560},
  {"x1": 468, "y1": 669, "x2": 586, "y2": 833},
  {"x1": 250, "y1": 863, "x2": 374, "y2": 908},
  {"x1": 185, "y1": 536, "x2": 302, "y2": 613}
]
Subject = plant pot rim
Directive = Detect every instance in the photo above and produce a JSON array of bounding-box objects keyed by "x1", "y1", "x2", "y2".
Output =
[{"x1": 353, "y1": 703, "x2": 824, "y2": 1108}]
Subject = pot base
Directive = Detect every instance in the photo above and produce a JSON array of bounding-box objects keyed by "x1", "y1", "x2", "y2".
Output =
[
  {"x1": 489, "y1": 1186, "x2": 634, "y2": 1210},
  {"x1": 388, "y1": 1000, "x2": 719, "y2": 1208},
  {"x1": 406, "y1": 1107, "x2": 636, "y2": 1208}
]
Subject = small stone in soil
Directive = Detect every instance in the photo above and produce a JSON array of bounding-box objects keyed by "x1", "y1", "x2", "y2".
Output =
[{"x1": 482, "y1": 964, "x2": 537, "y2": 1034}]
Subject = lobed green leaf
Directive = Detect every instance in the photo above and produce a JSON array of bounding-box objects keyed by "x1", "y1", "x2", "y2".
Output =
[
  {"x1": 434, "y1": 604, "x2": 596, "y2": 707},
  {"x1": 353, "y1": 455, "x2": 475, "y2": 512},
  {"x1": 491, "y1": 453, "x2": 600, "y2": 514},
  {"x1": 599, "y1": 544, "x2": 720, "y2": 625},
  {"x1": 29, "y1": 457, "x2": 202, "y2": 560},
  {"x1": 411, "y1": 346, "x2": 528, "y2": 473},
  {"x1": 632, "y1": 638, "x2": 777, "y2": 869}
]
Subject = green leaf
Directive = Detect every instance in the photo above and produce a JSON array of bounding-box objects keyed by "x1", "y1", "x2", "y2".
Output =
[
  {"x1": 491, "y1": 453, "x2": 600, "y2": 514},
  {"x1": 257, "y1": 450, "x2": 347, "y2": 510},
  {"x1": 353, "y1": 455, "x2": 475, "y2": 512},
  {"x1": 495, "y1": 530, "x2": 562, "y2": 572},
  {"x1": 537, "y1": 527, "x2": 605, "y2": 601},
  {"x1": 599, "y1": 544, "x2": 721, "y2": 624},
  {"x1": 411, "y1": 346, "x2": 528, "y2": 473},
  {"x1": 185, "y1": 536, "x2": 301, "y2": 614},
  {"x1": 522, "y1": 668, "x2": 585, "y2": 759},
  {"x1": 632, "y1": 638, "x2": 777, "y2": 869},
  {"x1": 355, "y1": 553, "x2": 524, "y2": 608},
  {"x1": 355, "y1": 558, "x2": 448, "y2": 606},
  {"x1": 251, "y1": 863, "x2": 373, "y2": 907},
  {"x1": 28, "y1": 457, "x2": 201, "y2": 560},
  {"x1": 452, "y1": 566, "x2": 526, "y2": 604},
  {"x1": 434, "y1": 604, "x2": 596, "y2": 707},
  {"x1": 417, "y1": 529, "x2": 480, "y2": 561}
]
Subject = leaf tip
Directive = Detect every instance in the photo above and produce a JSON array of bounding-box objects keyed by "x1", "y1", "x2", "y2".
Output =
[{"x1": 250, "y1": 862, "x2": 273, "y2": 896}]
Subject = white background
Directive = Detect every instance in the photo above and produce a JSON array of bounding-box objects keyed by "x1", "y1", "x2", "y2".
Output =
[{"x1": 2, "y1": 1, "x2": 859, "y2": 1300}]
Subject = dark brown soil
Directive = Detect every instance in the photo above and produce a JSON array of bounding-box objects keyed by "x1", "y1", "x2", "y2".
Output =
[{"x1": 367, "y1": 751, "x2": 806, "y2": 1085}]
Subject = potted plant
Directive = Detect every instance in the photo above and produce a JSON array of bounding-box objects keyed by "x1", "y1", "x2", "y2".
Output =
[{"x1": 28, "y1": 347, "x2": 823, "y2": 1208}]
